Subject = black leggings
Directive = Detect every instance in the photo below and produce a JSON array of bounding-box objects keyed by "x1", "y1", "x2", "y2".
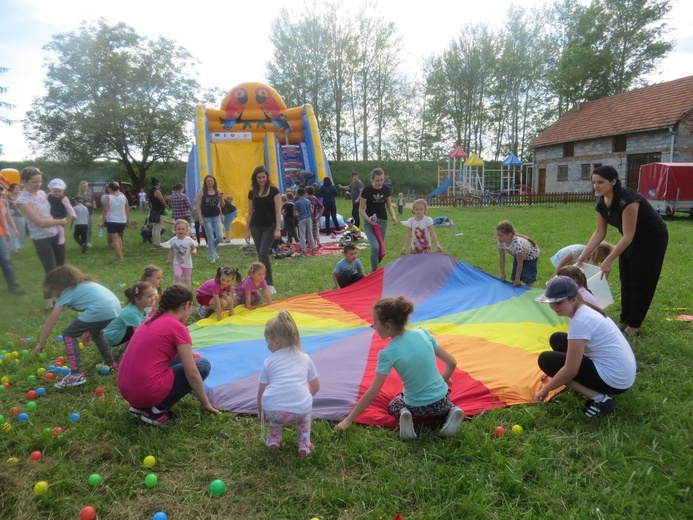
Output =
[
  {"x1": 33, "y1": 235, "x2": 65, "y2": 274},
  {"x1": 250, "y1": 226, "x2": 275, "y2": 285},
  {"x1": 537, "y1": 332, "x2": 626, "y2": 395}
]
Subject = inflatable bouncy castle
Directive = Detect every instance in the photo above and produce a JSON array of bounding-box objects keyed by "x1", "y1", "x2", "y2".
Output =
[{"x1": 186, "y1": 82, "x2": 332, "y2": 238}]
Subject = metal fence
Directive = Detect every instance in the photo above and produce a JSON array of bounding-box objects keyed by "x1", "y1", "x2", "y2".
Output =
[{"x1": 429, "y1": 192, "x2": 596, "y2": 207}]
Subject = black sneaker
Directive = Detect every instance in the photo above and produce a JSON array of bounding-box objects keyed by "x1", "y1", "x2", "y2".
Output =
[
  {"x1": 139, "y1": 408, "x2": 170, "y2": 427},
  {"x1": 81, "y1": 243, "x2": 88, "y2": 254},
  {"x1": 583, "y1": 397, "x2": 616, "y2": 418}
]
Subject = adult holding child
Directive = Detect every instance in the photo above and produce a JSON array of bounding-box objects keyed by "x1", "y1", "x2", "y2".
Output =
[
  {"x1": 117, "y1": 284, "x2": 220, "y2": 426},
  {"x1": 194, "y1": 175, "x2": 225, "y2": 264},
  {"x1": 359, "y1": 168, "x2": 397, "y2": 273},
  {"x1": 577, "y1": 166, "x2": 668, "y2": 336},
  {"x1": 246, "y1": 166, "x2": 281, "y2": 294},
  {"x1": 15, "y1": 167, "x2": 67, "y2": 309}
]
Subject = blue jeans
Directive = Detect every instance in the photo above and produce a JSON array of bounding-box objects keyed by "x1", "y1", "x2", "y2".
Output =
[
  {"x1": 155, "y1": 357, "x2": 211, "y2": 410},
  {"x1": 363, "y1": 218, "x2": 388, "y2": 273},
  {"x1": 0, "y1": 236, "x2": 20, "y2": 291},
  {"x1": 9, "y1": 215, "x2": 25, "y2": 250},
  {"x1": 202, "y1": 216, "x2": 223, "y2": 260},
  {"x1": 223, "y1": 210, "x2": 238, "y2": 236}
]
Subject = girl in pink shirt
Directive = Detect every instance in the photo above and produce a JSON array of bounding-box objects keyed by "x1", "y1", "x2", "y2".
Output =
[
  {"x1": 195, "y1": 266, "x2": 242, "y2": 320},
  {"x1": 234, "y1": 262, "x2": 273, "y2": 310},
  {"x1": 117, "y1": 285, "x2": 220, "y2": 427}
]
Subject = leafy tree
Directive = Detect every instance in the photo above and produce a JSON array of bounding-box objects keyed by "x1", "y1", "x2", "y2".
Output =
[
  {"x1": 25, "y1": 20, "x2": 199, "y2": 190},
  {"x1": 0, "y1": 67, "x2": 16, "y2": 155}
]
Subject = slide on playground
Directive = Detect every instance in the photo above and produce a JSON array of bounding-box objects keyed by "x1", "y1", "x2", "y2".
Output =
[{"x1": 186, "y1": 82, "x2": 332, "y2": 238}]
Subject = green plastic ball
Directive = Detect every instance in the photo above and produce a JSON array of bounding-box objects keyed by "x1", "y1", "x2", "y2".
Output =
[
  {"x1": 209, "y1": 479, "x2": 226, "y2": 497},
  {"x1": 88, "y1": 473, "x2": 102, "y2": 487},
  {"x1": 144, "y1": 473, "x2": 158, "y2": 488},
  {"x1": 26, "y1": 401, "x2": 37, "y2": 411}
]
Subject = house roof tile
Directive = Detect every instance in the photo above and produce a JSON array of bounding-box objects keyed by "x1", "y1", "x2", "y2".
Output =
[{"x1": 531, "y1": 75, "x2": 693, "y2": 147}]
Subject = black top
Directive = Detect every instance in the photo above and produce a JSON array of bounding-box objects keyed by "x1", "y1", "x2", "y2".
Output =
[
  {"x1": 281, "y1": 201, "x2": 295, "y2": 223},
  {"x1": 47, "y1": 194, "x2": 67, "y2": 219},
  {"x1": 360, "y1": 185, "x2": 391, "y2": 220},
  {"x1": 248, "y1": 186, "x2": 280, "y2": 228},
  {"x1": 221, "y1": 202, "x2": 237, "y2": 216},
  {"x1": 596, "y1": 187, "x2": 667, "y2": 247},
  {"x1": 149, "y1": 187, "x2": 166, "y2": 212},
  {"x1": 199, "y1": 190, "x2": 222, "y2": 218},
  {"x1": 320, "y1": 184, "x2": 338, "y2": 207}
]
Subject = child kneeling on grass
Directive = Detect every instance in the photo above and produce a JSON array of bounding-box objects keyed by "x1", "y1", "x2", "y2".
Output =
[
  {"x1": 117, "y1": 284, "x2": 220, "y2": 426},
  {"x1": 334, "y1": 296, "x2": 465, "y2": 440},
  {"x1": 332, "y1": 243, "x2": 364, "y2": 288}
]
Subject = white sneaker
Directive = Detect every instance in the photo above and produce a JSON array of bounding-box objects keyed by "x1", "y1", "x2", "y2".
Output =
[
  {"x1": 399, "y1": 408, "x2": 416, "y2": 440},
  {"x1": 439, "y1": 407, "x2": 465, "y2": 437},
  {"x1": 197, "y1": 305, "x2": 210, "y2": 319},
  {"x1": 268, "y1": 285, "x2": 277, "y2": 295},
  {"x1": 54, "y1": 372, "x2": 87, "y2": 389}
]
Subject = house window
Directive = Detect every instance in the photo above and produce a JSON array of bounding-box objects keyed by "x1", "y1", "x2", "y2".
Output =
[
  {"x1": 612, "y1": 135, "x2": 627, "y2": 152},
  {"x1": 563, "y1": 142, "x2": 574, "y2": 157},
  {"x1": 581, "y1": 164, "x2": 591, "y2": 179},
  {"x1": 557, "y1": 165, "x2": 568, "y2": 181}
]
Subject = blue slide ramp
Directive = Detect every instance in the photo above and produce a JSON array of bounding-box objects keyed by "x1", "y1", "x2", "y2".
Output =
[{"x1": 427, "y1": 178, "x2": 453, "y2": 203}]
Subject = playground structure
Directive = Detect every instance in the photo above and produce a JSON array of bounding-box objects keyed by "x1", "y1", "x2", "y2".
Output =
[
  {"x1": 429, "y1": 147, "x2": 534, "y2": 205},
  {"x1": 185, "y1": 82, "x2": 332, "y2": 238}
]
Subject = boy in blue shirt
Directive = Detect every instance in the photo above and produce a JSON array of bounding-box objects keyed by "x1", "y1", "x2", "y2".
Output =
[
  {"x1": 293, "y1": 187, "x2": 316, "y2": 256},
  {"x1": 332, "y1": 244, "x2": 364, "y2": 288}
]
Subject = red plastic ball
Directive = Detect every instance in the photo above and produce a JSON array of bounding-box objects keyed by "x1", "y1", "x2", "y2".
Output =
[
  {"x1": 9, "y1": 406, "x2": 20, "y2": 416},
  {"x1": 29, "y1": 450, "x2": 43, "y2": 461},
  {"x1": 27, "y1": 390, "x2": 38, "y2": 400},
  {"x1": 56, "y1": 356, "x2": 65, "y2": 363},
  {"x1": 94, "y1": 387, "x2": 105, "y2": 396},
  {"x1": 2, "y1": 382, "x2": 10, "y2": 390},
  {"x1": 54, "y1": 361, "x2": 63, "y2": 367},
  {"x1": 494, "y1": 426, "x2": 506, "y2": 438},
  {"x1": 52, "y1": 426, "x2": 64, "y2": 437},
  {"x1": 80, "y1": 506, "x2": 97, "y2": 520},
  {"x1": 44, "y1": 373, "x2": 55, "y2": 380}
]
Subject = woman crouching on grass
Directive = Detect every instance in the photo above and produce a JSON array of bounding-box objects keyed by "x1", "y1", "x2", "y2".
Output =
[
  {"x1": 117, "y1": 284, "x2": 220, "y2": 426},
  {"x1": 535, "y1": 276, "x2": 636, "y2": 418}
]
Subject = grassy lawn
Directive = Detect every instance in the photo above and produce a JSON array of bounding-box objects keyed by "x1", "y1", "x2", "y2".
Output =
[{"x1": 0, "y1": 200, "x2": 691, "y2": 519}]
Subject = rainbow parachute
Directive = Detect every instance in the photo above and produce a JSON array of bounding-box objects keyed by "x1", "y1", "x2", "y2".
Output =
[{"x1": 191, "y1": 254, "x2": 567, "y2": 427}]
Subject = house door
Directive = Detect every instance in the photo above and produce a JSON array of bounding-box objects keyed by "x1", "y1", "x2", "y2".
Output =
[
  {"x1": 538, "y1": 168, "x2": 546, "y2": 194},
  {"x1": 626, "y1": 153, "x2": 661, "y2": 189}
]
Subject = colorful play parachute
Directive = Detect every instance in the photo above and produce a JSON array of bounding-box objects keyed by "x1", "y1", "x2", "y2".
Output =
[{"x1": 191, "y1": 254, "x2": 567, "y2": 427}]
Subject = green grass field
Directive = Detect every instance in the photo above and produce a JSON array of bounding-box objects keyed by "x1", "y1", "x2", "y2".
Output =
[{"x1": 0, "y1": 200, "x2": 691, "y2": 519}]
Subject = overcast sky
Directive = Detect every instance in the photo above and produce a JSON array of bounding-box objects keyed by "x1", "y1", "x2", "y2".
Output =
[{"x1": 1, "y1": 0, "x2": 692, "y2": 161}]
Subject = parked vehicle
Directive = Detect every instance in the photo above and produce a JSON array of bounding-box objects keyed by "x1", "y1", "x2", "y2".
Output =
[
  {"x1": 85, "y1": 181, "x2": 139, "y2": 209},
  {"x1": 638, "y1": 162, "x2": 693, "y2": 218}
]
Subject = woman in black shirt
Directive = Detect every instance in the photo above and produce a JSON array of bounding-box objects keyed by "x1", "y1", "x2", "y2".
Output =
[{"x1": 359, "y1": 168, "x2": 397, "y2": 273}]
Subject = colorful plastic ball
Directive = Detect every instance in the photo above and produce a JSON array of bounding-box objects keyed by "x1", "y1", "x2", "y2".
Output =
[
  {"x1": 0, "y1": 383, "x2": 5, "y2": 391},
  {"x1": 52, "y1": 426, "x2": 64, "y2": 437},
  {"x1": 36, "y1": 368, "x2": 46, "y2": 376},
  {"x1": 2, "y1": 382, "x2": 10, "y2": 390},
  {"x1": 5, "y1": 341, "x2": 13, "y2": 348},
  {"x1": 1, "y1": 422, "x2": 10, "y2": 433},
  {"x1": 94, "y1": 387, "x2": 105, "y2": 396},
  {"x1": 27, "y1": 375, "x2": 37, "y2": 382},
  {"x1": 87, "y1": 473, "x2": 102, "y2": 487},
  {"x1": 26, "y1": 401, "x2": 37, "y2": 411},
  {"x1": 33, "y1": 481, "x2": 49, "y2": 495},
  {"x1": 69, "y1": 413, "x2": 80, "y2": 422},
  {"x1": 47, "y1": 364, "x2": 55, "y2": 371},
  {"x1": 144, "y1": 473, "x2": 158, "y2": 488},
  {"x1": 61, "y1": 367, "x2": 70, "y2": 376},
  {"x1": 17, "y1": 412, "x2": 29, "y2": 422},
  {"x1": 153, "y1": 512, "x2": 168, "y2": 520},
  {"x1": 209, "y1": 479, "x2": 226, "y2": 497},
  {"x1": 494, "y1": 426, "x2": 506, "y2": 438},
  {"x1": 56, "y1": 335, "x2": 63, "y2": 341},
  {"x1": 25, "y1": 338, "x2": 32, "y2": 343},
  {"x1": 9, "y1": 406, "x2": 19, "y2": 416},
  {"x1": 44, "y1": 373, "x2": 55, "y2": 381},
  {"x1": 29, "y1": 451, "x2": 42, "y2": 461},
  {"x1": 38, "y1": 352, "x2": 46, "y2": 360},
  {"x1": 1, "y1": 376, "x2": 10, "y2": 383},
  {"x1": 54, "y1": 361, "x2": 63, "y2": 368},
  {"x1": 0, "y1": 351, "x2": 6, "y2": 356},
  {"x1": 79, "y1": 342, "x2": 85, "y2": 350},
  {"x1": 36, "y1": 387, "x2": 46, "y2": 397},
  {"x1": 143, "y1": 455, "x2": 156, "y2": 468},
  {"x1": 56, "y1": 356, "x2": 65, "y2": 363},
  {"x1": 7, "y1": 456, "x2": 18, "y2": 464},
  {"x1": 80, "y1": 506, "x2": 97, "y2": 520},
  {"x1": 193, "y1": 352, "x2": 201, "y2": 359},
  {"x1": 99, "y1": 367, "x2": 110, "y2": 376},
  {"x1": 0, "y1": 359, "x2": 3, "y2": 367},
  {"x1": 0, "y1": 414, "x2": 3, "y2": 422},
  {"x1": 27, "y1": 390, "x2": 38, "y2": 400},
  {"x1": 512, "y1": 424, "x2": 524, "y2": 435}
]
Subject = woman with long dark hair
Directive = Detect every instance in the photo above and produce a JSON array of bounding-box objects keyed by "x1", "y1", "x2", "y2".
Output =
[
  {"x1": 319, "y1": 177, "x2": 339, "y2": 235},
  {"x1": 245, "y1": 166, "x2": 281, "y2": 294},
  {"x1": 577, "y1": 166, "x2": 668, "y2": 336},
  {"x1": 194, "y1": 175, "x2": 225, "y2": 263}
]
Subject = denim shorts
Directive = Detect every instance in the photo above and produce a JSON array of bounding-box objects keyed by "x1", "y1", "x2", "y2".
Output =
[{"x1": 512, "y1": 257, "x2": 538, "y2": 284}]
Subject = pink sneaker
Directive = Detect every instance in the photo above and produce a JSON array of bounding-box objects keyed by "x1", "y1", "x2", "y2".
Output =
[{"x1": 298, "y1": 441, "x2": 314, "y2": 457}]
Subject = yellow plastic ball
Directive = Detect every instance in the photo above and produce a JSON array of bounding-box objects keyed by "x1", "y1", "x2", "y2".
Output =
[
  {"x1": 7, "y1": 457, "x2": 18, "y2": 464},
  {"x1": 33, "y1": 481, "x2": 49, "y2": 495},
  {"x1": 511, "y1": 424, "x2": 523, "y2": 435},
  {"x1": 0, "y1": 422, "x2": 11, "y2": 433},
  {"x1": 143, "y1": 455, "x2": 156, "y2": 468},
  {"x1": 1, "y1": 376, "x2": 9, "y2": 384},
  {"x1": 37, "y1": 368, "x2": 46, "y2": 376}
]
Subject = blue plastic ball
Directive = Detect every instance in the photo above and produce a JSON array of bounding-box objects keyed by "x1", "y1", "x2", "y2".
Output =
[
  {"x1": 47, "y1": 364, "x2": 55, "y2": 371},
  {"x1": 17, "y1": 412, "x2": 29, "y2": 421},
  {"x1": 56, "y1": 335, "x2": 63, "y2": 341},
  {"x1": 24, "y1": 338, "x2": 31, "y2": 343},
  {"x1": 61, "y1": 367, "x2": 70, "y2": 376},
  {"x1": 36, "y1": 387, "x2": 46, "y2": 397},
  {"x1": 99, "y1": 367, "x2": 110, "y2": 376},
  {"x1": 153, "y1": 513, "x2": 168, "y2": 520},
  {"x1": 69, "y1": 413, "x2": 80, "y2": 422}
]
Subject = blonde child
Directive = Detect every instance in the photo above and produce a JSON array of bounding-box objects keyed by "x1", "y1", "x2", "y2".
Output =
[
  {"x1": 497, "y1": 220, "x2": 540, "y2": 287},
  {"x1": 166, "y1": 220, "x2": 197, "y2": 287},
  {"x1": 401, "y1": 199, "x2": 443, "y2": 255},
  {"x1": 234, "y1": 262, "x2": 273, "y2": 310},
  {"x1": 333, "y1": 244, "x2": 364, "y2": 288},
  {"x1": 258, "y1": 310, "x2": 320, "y2": 456},
  {"x1": 104, "y1": 281, "x2": 157, "y2": 360},
  {"x1": 555, "y1": 265, "x2": 599, "y2": 307},
  {"x1": 35, "y1": 265, "x2": 121, "y2": 388},
  {"x1": 396, "y1": 192, "x2": 406, "y2": 215},
  {"x1": 196, "y1": 266, "x2": 242, "y2": 320},
  {"x1": 141, "y1": 264, "x2": 164, "y2": 309},
  {"x1": 335, "y1": 296, "x2": 464, "y2": 440},
  {"x1": 551, "y1": 242, "x2": 613, "y2": 273}
]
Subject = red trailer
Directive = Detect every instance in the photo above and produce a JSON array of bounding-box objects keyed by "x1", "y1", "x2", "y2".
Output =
[{"x1": 638, "y1": 162, "x2": 693, "y2": 217}]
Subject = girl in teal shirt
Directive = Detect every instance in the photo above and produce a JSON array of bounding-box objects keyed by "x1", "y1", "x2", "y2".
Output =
[{"x1": 104, "y1": 281, "x2": 157, "y2": 358}]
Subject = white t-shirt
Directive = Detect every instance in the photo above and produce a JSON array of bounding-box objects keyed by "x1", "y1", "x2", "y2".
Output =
[
  {"x1": 259, "y1": 347, "x2": 318, "y2": 414},
  {"x1": 73, "y1": 204, "x2": 89, "y2": 226},
  {"x1": 105, "y1": 194, "x2": 128, "y2": 224},
  {"x1": 550, "y1": 244, "x2": 585, "y2": 268},
  {"x1": 168, "y1": 236, "x2": 195, "y2": 268},
  {"x1": 568, "y1": 305, "x2": 636, "y2": 390},
  {"x1": 403, "y1": 216, "x2": 433, "y2": 253}
]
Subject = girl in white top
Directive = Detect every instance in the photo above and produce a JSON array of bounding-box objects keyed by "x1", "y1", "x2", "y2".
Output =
[
  {"x1": 166, "y1": 220, "x2": 197, "y2": 287},
  {"x1": 400, "y1": 199, "x2": 442, "y2": 255},
  {"x1": 100, "y1": 182, "x2": 130, "y2": 261},
  {"x1": 257, "y1": 310, "x2": 320, "y2": 457},
  {"x1": 535, "y1": 276, "x2": 636, "y2": 418}
]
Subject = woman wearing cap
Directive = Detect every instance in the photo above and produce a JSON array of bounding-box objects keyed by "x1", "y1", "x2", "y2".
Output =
[
  {"x1": 576, "y1": 165, "x2": 668, "y2": 336},
  {"x1": 15, "y1": 167, "x2": 68, "y2": 309},
  {"x1": 535, "y1": 276, "x2": 636, "y2": 418}
]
